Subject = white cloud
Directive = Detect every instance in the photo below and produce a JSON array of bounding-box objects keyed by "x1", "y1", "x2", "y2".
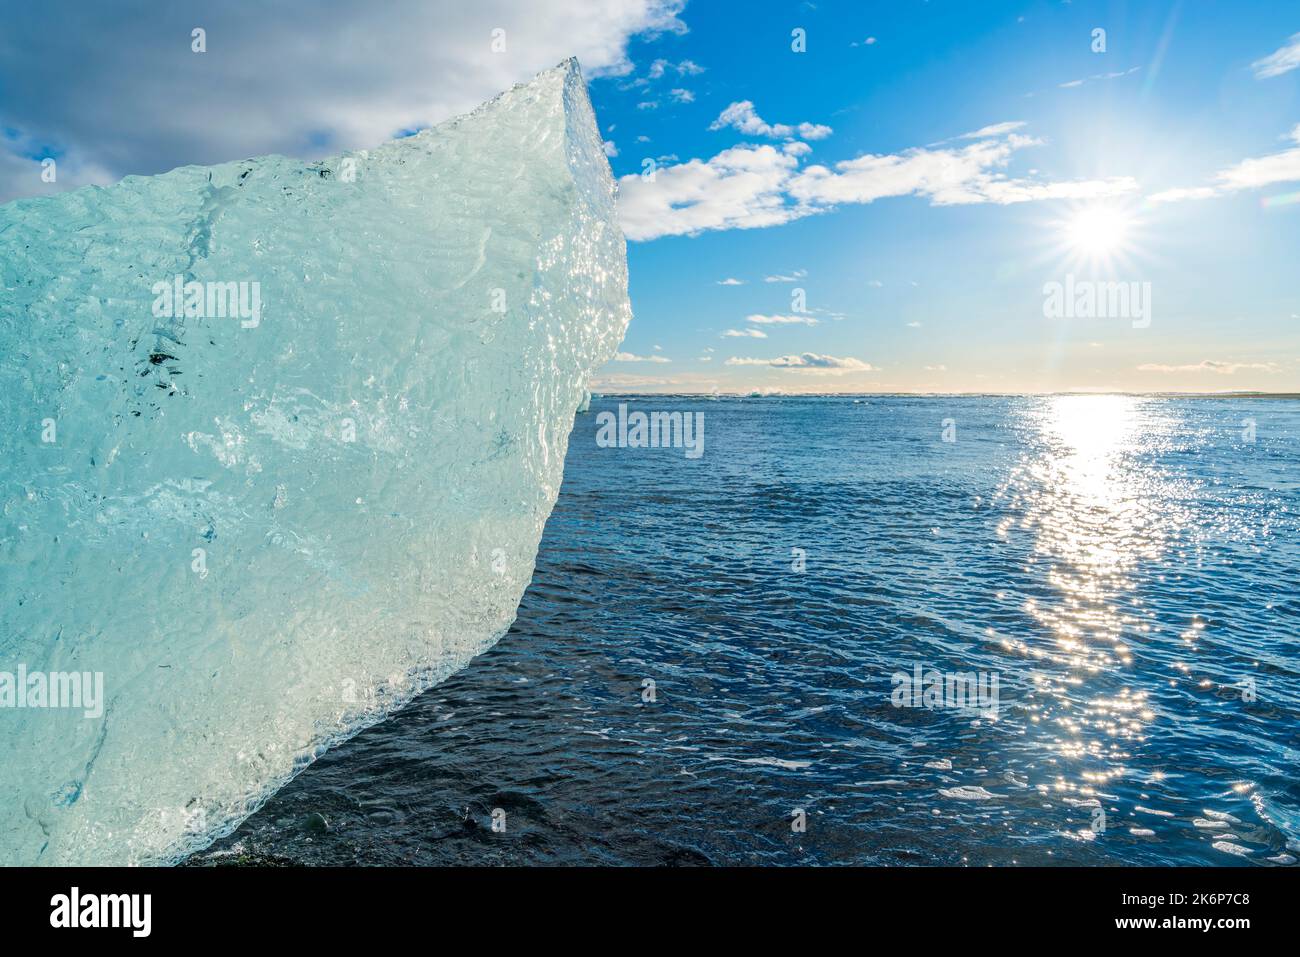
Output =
[
  {"x1": 723, "y1": 328, "x2": 767, "y2": 338},
  {"x1": 620, "y1": 121, "x2": 1137, "y2": 240},
  {"x1": 971, "y1": 176, "x2": 1140, "y2": 203},
  {"x1": 669, "y1": 88, "x2": 695, "y2": 103},
  {"x1": 618, "y1": 143, "x2": 810, "y2": 241},
  {"x1": 614, "y1": 351, "x2": 671, "y2": 363},
  {"x1": 960, "y1": 121, "x2": 1027, "y2": 139},
  {"x1": 647, "y1": 58, "x2": 704, "y2": 80},
  {"x1": 0, "y1": 140, "x2": 115, "y2": 201},
  {"x1": 1137, "y1": 360, "x2": 1279, "y2": 374},
  {"x1": 790, "y1": 133, "x2": 1136, "y2": 207},
  {"x1": 716, "y1": 277, "x2": 745, "y2": 285},
  {"x1": 1217, "y1": 139, "x2": 1300, "y2": 190},
  {"x1": 1056, "y1": 66, "x2": 1141, "y2": 89},
  {"x1": 603, "y1": 140, "x2": 619, "y2": 157},
  {"x1": 1150, "y1": 124, "x2": 1300, "y2": 203},
  {"x1": 590, "y1": 372, "x2": 686, "y2": 389},
  {"x1": 710, "y1": 101, "x2": 833, "y2": 141},
  {"x1": 746, "y1": 313, "x2": 818, "y2": 325},
  {"x1": 764, "y1": 270, "x2": 807, "y2": 282},
  {"x1": 725, "y1": 352, "x2": 875, "y2": 374},
  {"x1": 1146, "y1": 186, "x2": 1220, "y2": 203},
  {"x1": 637, "y1": 101, "x2": 660, "y2": 110},
  {"x1": 0, "y1": 0, "x2": 690, "y2": 204},
  {"x1": 1252, "y1": 33, "x2": 1300, "y2": 79}
]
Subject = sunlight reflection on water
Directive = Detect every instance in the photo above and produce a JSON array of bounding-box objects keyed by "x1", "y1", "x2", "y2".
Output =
[
  {"x1": 1001, "y1": 396, "x2": 1192, "y2": 820},
  {"x1": 199, "y1": 396, "x2": 1300, "y2": 866}
]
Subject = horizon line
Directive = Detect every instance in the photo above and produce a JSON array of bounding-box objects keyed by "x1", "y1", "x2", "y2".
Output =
[{"x1": 590, "y1": 390, "x2": 1300, "y2": 399}]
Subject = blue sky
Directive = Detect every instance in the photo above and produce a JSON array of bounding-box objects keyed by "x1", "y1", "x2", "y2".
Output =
[
  {"x1": 1, "y1": 0, "x2": 1297, "y2": 392},
  {"x1": 590, "y1": 0, "x2": 1300, "y2": 393}
]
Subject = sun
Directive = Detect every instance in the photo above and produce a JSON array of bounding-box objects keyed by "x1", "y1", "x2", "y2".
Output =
[
  {"x1": 1065, "y1": 206, "x2": 1133, "y2": 259},
  {"x1": 1036, "y1": 199, "x2": 1151, "y2": 276}
]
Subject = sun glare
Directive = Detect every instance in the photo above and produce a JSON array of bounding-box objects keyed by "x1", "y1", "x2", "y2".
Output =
[{"x1": 1065, "y1": 206, "x2": 1132, "y2": 259}]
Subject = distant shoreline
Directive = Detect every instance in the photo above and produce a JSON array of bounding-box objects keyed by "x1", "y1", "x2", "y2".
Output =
[{"x1": 591, "y1": 391, "x2": 1300, "y2": 400}]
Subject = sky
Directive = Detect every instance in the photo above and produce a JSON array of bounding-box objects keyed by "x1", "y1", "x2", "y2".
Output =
[{"x1": 1, "y1": 0, "x2": 1297, "y2": 393}]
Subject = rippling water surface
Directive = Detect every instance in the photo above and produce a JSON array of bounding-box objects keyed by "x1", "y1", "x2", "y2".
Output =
[{"x1": 195, "y1": 395, "x2": 1300, "y2": 866}]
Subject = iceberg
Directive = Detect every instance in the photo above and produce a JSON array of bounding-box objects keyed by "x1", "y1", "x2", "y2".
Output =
[{"x1": 0, "y1": 59, "x2": 630, "y2": 865}]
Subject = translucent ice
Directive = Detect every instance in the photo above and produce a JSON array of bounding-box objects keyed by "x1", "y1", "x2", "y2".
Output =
[{"x1": 0, "y1": 59, "x2": 630, "y2": 865}]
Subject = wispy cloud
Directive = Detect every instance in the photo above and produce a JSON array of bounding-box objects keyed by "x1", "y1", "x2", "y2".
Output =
[
  {"x1": 716, "y1": 277, "x2": 746, "y2": 285},
  {"x1": 725, "y1": 352, "x2": 875, "y2": 373},
  {"x1": 746, "y1": 313, "x2": 818, "y2": 325},
  {"x1": 765, "y1": 270, "x2": 807, "y2": 282},
  {"x1": 1252, "y1": 33, "x2": 1300, "y2": 79},
  {"x1": 1137, "y1": 360, "x2": 1280, "y2": 374},
  {"x1": 1057, "y1": 65, "x2": 1141, "y2": 89},
  {"x1": 1150, "y1": 124, "x2": 1300, "y2": 203},
  {"x1": 960, "y1": 121, "x2": 1027, "y2": 139},
  {"x1": 648, "y1": 57, "x2": 705, "y2": 79},
  {"x1": 788, "y1": 131, "x2": 1135, "y2": 207},
  {"x1": 614, "y1": 351, "x2": 671, "y2": 363},
  {"x1": 710, "y1": 101, "x2": 833, "y2": 141},
  {"x1": 590, "y1": 373, "x2": 689, "y2": 389},
  {"x1": 723, "y1": 328, "x2": 767, "y2": 338}
]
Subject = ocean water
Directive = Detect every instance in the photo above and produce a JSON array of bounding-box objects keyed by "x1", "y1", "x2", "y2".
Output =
[{"x1": 193, "y1": 395, "x2": 1300, "y2": 866}]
